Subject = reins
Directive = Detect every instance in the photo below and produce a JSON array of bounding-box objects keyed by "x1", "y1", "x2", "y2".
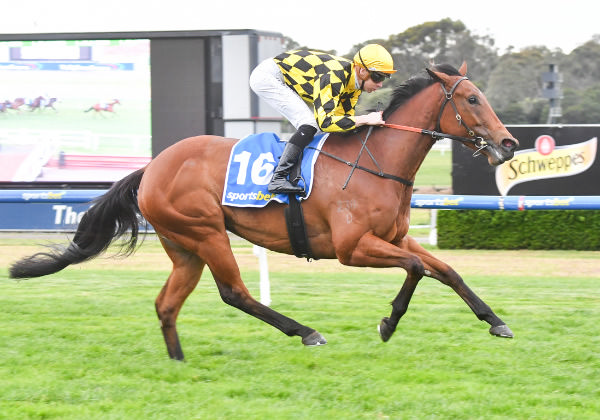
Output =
[
  {"x1": 310, "y1": 76, "x2": 490, "y2": 188},
  {"x1": 384, "y1": 76, "x2": 488, "y2": 155},
  {"x1": 310, "y1": 147, "x2": 415, "y2": 187},
  {"x1": 309, "y1": 101, "x2": 414, "y2": 187},
  {"x1": 382, "y1": 122, "x2": 488, "y2": 157},
  {"x1": 341, "y1": 103, "x2": 386, "y2": 189}
]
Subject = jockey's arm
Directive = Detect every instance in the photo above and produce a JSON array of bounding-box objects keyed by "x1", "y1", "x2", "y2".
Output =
[
  {"x1": 313, "y1": 73, "x2": 384, "y2": 132},
  {"x1": 354, "y1": 111, "x2": 385, "y2": 127}
]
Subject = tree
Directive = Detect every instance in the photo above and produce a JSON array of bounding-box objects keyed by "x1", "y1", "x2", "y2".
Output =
[
  {"x1": 485, "y1": 47, "x2": 552, "y2": 114},
  {"x1": 282, "y1": 20, "x2": 600, "y2": 124},
  {"x1": 352, "y1": 19, "x2": 502, "y2": 113},
  {"x1": 347, "y1": 19, "x2": 499, "y2": 86},
  {"x1": 559, "y1": 40, "x2": 600, "y2": 92},
  {"x1": 561, "y1": 83, "x2": 600, "y2": 123}
]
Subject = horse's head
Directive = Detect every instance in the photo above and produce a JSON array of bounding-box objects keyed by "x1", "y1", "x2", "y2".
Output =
[{"x1": 427, "y1": 62, "x2": 518, "y2": 166}]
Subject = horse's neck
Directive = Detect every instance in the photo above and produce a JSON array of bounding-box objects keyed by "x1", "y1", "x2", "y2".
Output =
[{"x1": 382, "y1": 86, "x2": 443, "y2": 181}]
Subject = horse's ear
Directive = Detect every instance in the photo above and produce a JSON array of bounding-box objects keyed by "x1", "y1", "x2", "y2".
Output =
[
  {"x1": 459, "y1": 61, "x2": 467, "y2": 76},
  {"x1": 426, "y1": 68, "x2": 441, "y2": 82}
]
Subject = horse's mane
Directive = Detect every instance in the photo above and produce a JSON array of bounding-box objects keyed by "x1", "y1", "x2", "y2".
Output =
[
  {"x1": 338, "y1": 63, "x2": 462, "y2": 136},
  {"x1": 381, "y1": 63, "x2": 461, "y2": 120}
]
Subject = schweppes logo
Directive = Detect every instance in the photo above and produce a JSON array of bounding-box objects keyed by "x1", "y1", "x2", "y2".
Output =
[{"x1": 495, "y1": 135, "x2": 597, "y2": 195}]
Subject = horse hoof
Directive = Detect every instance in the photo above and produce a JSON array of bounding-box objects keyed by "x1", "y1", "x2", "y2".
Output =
[
  {"x1": 302, "y1": 331, "x2": 327, "y2": 346},
  {"x1": 489, "y1": 324, "x2": 514, "y2": 338},
  {"x1": 378, "y1": 317, "x2": 395, "y2": 342}
]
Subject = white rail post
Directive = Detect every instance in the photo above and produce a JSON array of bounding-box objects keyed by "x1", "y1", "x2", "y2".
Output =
[
  {"x1": 253, "y1": 245, "x2": 271, "y2": 306},
  {"x1": 428, "y1": 209, "x2": 438, "y2": 246}
]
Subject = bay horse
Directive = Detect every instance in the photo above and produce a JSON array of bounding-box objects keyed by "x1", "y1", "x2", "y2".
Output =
[{"x1": 9, "y1": 63, "x2": 519, "y2": 361}]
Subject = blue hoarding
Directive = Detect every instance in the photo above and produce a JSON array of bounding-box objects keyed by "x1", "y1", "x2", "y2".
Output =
[
  {"x1": 1, "y1": 190, "x2": 599, "y2": 231},
  {"x1": 0, "y1": 190, "x2": 103, "y2": 230}
]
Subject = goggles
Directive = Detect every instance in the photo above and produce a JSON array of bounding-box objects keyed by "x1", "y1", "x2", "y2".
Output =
[{"x1": 358, "y1": 51, "x2": 391, "y2": 83}]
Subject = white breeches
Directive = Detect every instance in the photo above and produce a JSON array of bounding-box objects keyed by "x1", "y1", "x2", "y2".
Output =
[{"x1": 249, "y1": 58, "x2": 319, "y2": 131}]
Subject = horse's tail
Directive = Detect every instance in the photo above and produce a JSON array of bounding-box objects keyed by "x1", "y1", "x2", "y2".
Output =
[
  {"x1": 83, "y1": 107, "x2": 92, "y2": 112},
  {"x1": 9, "y1": 168, "x2": 146, "y2": 279}
]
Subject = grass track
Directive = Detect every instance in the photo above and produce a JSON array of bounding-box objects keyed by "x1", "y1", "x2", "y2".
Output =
[{"x1": 1, "y1": 240, "x2": 599, "y2": 419}]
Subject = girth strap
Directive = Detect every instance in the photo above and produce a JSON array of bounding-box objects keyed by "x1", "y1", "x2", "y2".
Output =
[{"x1": 284, "y1": 194, "x2": 316, "y2": 260}]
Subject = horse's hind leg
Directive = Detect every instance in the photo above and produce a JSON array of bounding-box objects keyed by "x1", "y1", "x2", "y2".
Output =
[
  {"x1": 402, "y1": 236, "x2": 513, "y2": 338},
  {"x1": 155, "y1": 237, "x2": 204, "y2": 361},
  {"x1": 199, "y1": 231, "x2": 325, "y2": 346}
]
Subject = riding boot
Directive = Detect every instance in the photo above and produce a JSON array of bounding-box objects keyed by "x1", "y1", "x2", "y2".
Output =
[{"x1": 268, "y1": 142, "x2": 305, "y2": 194}]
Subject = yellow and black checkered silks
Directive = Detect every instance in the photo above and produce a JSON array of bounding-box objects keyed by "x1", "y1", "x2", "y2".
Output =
[{"x1": 273, "y1": 50, "x2": 362, "y2": 132}]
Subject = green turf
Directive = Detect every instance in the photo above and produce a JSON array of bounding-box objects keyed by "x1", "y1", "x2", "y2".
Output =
[
  {"x1": 414, "y1": 149, "x2": 452, "y2": 190},
  {"x1": 1, "y1": 242, "x2": 598, "y2": 419},
  {"x1": 409, "y1": 149, "x2": 453, "y2": 238}
]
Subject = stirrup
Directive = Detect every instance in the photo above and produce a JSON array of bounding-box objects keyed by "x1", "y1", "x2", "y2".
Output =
[
  {"x1": 268, "y1": 185, "x2": 305, "y2": 195},
  {"x1": 268, "y1": 178, "x2": 305, "y2": 195}
]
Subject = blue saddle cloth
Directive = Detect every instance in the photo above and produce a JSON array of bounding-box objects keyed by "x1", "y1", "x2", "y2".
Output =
[{"x1": 222, "y1": 132, "x2": 328, "y2": 207}]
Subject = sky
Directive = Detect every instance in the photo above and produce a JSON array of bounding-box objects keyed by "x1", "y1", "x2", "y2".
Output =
[{"x1": 3, "y1": 0, "x2": 599, "y2": 55}]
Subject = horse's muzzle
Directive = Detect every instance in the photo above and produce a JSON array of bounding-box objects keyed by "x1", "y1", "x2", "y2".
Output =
[
  {"x1": 501, "y1": 137, "x2": 518, "y2": 155},
  {"x1": 487, "y1": 137, "x2": 518, "y2": 165}
]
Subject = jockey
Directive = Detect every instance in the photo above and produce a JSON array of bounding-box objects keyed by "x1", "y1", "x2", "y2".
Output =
[{"x1": 250, "y1": 43, "x2": 396, "y2": 194}]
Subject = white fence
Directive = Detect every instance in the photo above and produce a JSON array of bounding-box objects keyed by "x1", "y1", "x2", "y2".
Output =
[
  {"x1": 0, "y1": 129, "x2": 150, "y2": 155},
  {"x1": 0, "y1": 128, "x2": 100, "y2": 150},
  {"x1": 432, "y1": 138, "x2": 451, "y2": 154},
  {"x1": 0, "y1": 129, "x2": 151, "y2": 181}
]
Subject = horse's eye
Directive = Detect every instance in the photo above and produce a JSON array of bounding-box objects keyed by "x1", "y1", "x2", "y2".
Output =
[{"x1": 468, "y1": 96, "x2": 479, "y2": 105}]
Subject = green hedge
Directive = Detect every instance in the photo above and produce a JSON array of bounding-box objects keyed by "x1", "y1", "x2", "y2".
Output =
[{"x1": 437, "y1": 210, "x2": 600, "y2": 250}]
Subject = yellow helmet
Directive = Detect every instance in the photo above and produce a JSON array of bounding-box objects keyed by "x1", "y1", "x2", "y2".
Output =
[{"x1": 353, "y1": 44, "x2": 396, "y2": 74}]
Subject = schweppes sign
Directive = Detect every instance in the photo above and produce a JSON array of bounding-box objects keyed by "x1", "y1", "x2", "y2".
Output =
[{"x1": 495, "y1": 135, "x2": 598, "y2": 196}]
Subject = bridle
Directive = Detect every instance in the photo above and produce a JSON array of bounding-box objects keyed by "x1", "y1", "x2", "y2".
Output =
[
  {"x1": 384, "y1": 76, "x2": 489, "y2": 157},
  {"x1": 310, "y1": 75, "x2": 491, "y2": 188}
]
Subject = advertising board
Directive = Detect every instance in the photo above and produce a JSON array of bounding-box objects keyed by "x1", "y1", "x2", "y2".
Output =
[
  {"x1": 0, "y1": 190, "x2": 153, "y2": 231},
  {"x1": 452, "y1": 125, "x2": 599, "y2": 195}
]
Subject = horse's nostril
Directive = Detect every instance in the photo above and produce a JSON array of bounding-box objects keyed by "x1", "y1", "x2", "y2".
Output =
[{"x1": 502, "y1": 138, "x2": 517, "y2": 151}]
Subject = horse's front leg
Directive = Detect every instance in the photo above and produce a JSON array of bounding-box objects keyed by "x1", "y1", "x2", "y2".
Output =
[
  {"x1": 400, "y1": 236, "x2": 513, "y2": 338},
  {"x1": 337, "y1": 232, "x2": 426, "y2": 342}
]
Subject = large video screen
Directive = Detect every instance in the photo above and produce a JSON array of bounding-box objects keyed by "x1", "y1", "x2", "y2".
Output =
[{"x1": 0, "y1": 39, "x2": 151, "y2": 184}]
